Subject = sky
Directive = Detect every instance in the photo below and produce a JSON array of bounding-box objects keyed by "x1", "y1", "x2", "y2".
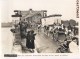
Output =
[{"x1": 1, "y1": 0, "x2": 77, "y2": 22}]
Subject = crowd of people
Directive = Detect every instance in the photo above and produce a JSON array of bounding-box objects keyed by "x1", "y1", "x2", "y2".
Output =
[
  {"x1": 56, "y1": 37, "x2": 79, "y2": 53},
  {"x1": 11, "y1": 20, "x2": 36, "y2": 52},
  {"x1": 43, "y1": 22, "x2": 79, "y2": 53},
  {"x1": 10, "y1": 19, "x2": 79, "y2": 53}
]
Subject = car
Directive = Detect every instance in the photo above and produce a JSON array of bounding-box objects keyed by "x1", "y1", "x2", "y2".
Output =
[{"x1": 58, "y1": 27, "x2": 65, "y2": 34}]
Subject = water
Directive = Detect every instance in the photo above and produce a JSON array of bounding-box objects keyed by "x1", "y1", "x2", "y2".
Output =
[{"x1": 1, "y1": 27, "x2": 14, "y2": 54}]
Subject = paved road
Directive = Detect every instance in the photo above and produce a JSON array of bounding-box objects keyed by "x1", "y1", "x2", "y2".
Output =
[
  {"x1": 35, "y1": 31, "x2": 60, "y2": 53},
  {"x1": 1, "y1": 28, "x2": 65, "y2": 54},
  {"x1": 21, "y1": 29, "x2": 66, "y2": 53}
]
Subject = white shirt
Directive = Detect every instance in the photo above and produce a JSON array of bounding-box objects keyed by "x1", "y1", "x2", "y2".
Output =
[
  {"x1": 69, "y1": 41, "x2": 79, "y2": 53},
  {"x1": 49, "y1": 27, "x2": 52, "y2": 31}
]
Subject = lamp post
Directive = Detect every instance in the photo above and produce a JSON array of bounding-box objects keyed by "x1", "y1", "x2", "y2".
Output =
[
  {"x1": 11, "y1": 10, "x2": 22, "y2": 38},
  {"x1": 11, "y1": 10, "x2": 22, "y2": 46},
  {"x1": 12, "y1": 10, "x2": 22, "y2": 25}
]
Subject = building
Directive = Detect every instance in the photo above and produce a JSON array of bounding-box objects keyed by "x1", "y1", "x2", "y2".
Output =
[
  {"x1": 12, "y1": 10, "x2": 22, "y2": 25},
  {"x1": 12, "y1": 9, "x2": 47, "y2": 28},
  {"x1": 12, "y1": 9, "x2": 62, "y2": 28},
  {"x1": 41, "y1": 14, "x2": 62, "y2": 26}
]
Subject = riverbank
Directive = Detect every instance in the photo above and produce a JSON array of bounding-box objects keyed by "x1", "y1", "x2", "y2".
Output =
[{"x1": 1, "y1": 28, "x2": 14, "y2": 54}]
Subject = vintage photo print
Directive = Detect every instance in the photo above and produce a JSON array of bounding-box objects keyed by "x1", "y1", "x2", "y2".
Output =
[{"x1": 1, "y1": 0, "x2": 80, "y2": 57}]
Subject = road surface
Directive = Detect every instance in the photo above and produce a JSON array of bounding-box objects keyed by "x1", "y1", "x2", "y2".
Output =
[
  {"x1": 1, "y1": 28, "x2": 65, "y2": 53},
  {"x1": 35, "y1": 31, "x2": 59, "y2": 53}
]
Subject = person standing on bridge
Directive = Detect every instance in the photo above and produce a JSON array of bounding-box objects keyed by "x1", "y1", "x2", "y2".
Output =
[
  {"x1": 26, "y1": 31, "x2": 31, "y2": 49},
  {"x1": 37, "y1": 24, "x2": 41, "y2": 33},
  {"x1": 26, "y1": 30, "x2": 36, "y2": 52},
  {"x1": 24, "y1": 21, "x2": 28, "y2": 32},
  {"x1": 19, "y1": 21, "x2": 27, "y2": 39},
  {"x1": 30, "y1": 30, "x2": 36, "y2": 52}
]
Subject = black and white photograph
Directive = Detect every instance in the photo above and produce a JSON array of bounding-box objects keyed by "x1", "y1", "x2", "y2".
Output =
[{"x1": 1, "y1": 0, "x2": 79, "y2": 55}]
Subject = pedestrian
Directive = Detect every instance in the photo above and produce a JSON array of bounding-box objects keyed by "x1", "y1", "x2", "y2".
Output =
[
  {"x1": 65, "y1": 27, "x2": 68, "y2": 37},
  {"x1": 26, "y1": 31, "x2": 31, "y2": 49},
  {"x1": 37, "y1": 24, "x2": 41, "y2": 32},
  {"x1": 53, "y1": 28, "x2": 59, "y2": 41},
  {"x1": 30, "y1": 30, "x2": 36, "y2": 52},
  {"x1": 44, "y1": 25, "x2": 46, "y2": 32},
  {"x1": 24, "y1": 21, "x2": 28, "y2": 32},
  {"x1": 63, "y1": 39, "x2": 70, "y2": 52},
  {"x1": 19, "y1": 21, "x2": 27, "y2": 39},
  {"x1": 46, "y1": 26, "x2": 49, "y2": 36},
  {"x1": 61, "y1": 24, "x2": 64, "y2": 30},
  {"x1": 26, "y1": 30, "x2": 36, "y2": 52},
  {"x1": 68, "y1": 23, "x2": 72, "y2": 32}
]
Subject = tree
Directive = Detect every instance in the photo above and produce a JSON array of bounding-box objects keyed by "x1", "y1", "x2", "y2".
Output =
[{"x1": 69, "y1": 19, "x2": 76, "y2": 26}]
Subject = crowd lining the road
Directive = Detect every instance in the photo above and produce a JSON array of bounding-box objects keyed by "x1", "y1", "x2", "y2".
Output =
[{"x1": 10, "y1": 20, "x2": 79, "y2": 53}]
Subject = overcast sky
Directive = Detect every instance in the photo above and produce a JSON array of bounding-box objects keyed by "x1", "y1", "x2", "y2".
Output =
[{"x1": 1, "y1": 0, "x2": 77, "y2": 22}]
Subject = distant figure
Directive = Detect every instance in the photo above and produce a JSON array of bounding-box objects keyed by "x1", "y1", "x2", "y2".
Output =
[
  {"x1": 10, "y1": 24, "x2": 16, "y2": 33},
  {"x1": 46, "y1": 26, "x2": 49, "y2": 36},
  {"x1": 19, "y1": 21, "x2": 27, "y2": 39},
  {"x1": 44, "y1": 25, "x2": 47, "y2": 32},
  {"x1": 68, "y1": 23, "x2": 72, "y2": 31},
  {"x1": 53, "y1": 28, "x2": 59, "y2": 41},
  {"x1": 30, "y1": 30, "x2": 36, "y2": 49},
  {"x1": 37, "y1": 24, "x2": 41, "y2": 32},
  {"x1": 63, "y1": 39, "x2": 70, "y2": 52},
  {"x1": 61, "y1": 24, "x2": 64, "y2": 30},
  {"x1": 24, "y1": 22, "x2": 28, "y2": 32},
  {"x1": 65, "y1": 27, "x2": 68, "y2": 37},
  {"x1": 26, "y1": 31, "x2": 31, "y2": 49},
  {"x1": 56, "y1": 39, "x2": 71, "y2": 53}
]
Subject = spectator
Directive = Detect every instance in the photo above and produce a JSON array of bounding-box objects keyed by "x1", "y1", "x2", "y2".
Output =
[
  {"x1": 30, "y1": 30, "x2": 36, "y2": 50},
  {"x1": 63, "y1": 39, "x2": 70, "y2": 52},
  {"x1": 26, "y1": 31, "x2": 31, "y2": 49},
  {"x1": 37, "y1": 24, "x2": 41, "y2": 32},
  {"x1": 65, "y1": 27, "x2": 68, "y2": 37},
  {"x1": 19, "y1": 21, "x2": 27, "y2": 39},
  {"x1": 69, "y1": 37, "x2": 79, "y2": 53},
  {"x1": 26, "y1": 30, "x2": 36, "y2": 52},
  {"x1": 68, "y1": 23, "x2": 72, "y2": 31}
]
